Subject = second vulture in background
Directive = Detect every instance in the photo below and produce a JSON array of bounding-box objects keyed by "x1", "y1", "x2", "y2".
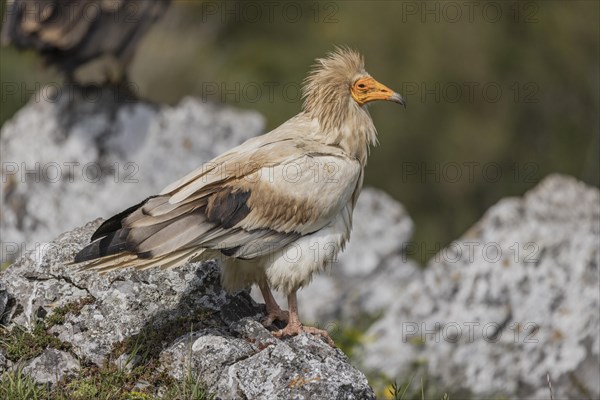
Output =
[{"x1": 2, "y1": 0, "x2": 170, "y2": 83}]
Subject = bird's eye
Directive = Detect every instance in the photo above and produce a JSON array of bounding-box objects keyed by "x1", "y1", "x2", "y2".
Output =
[{"x1": 357, "y1": 83, "x2": 366, "y2": 89}]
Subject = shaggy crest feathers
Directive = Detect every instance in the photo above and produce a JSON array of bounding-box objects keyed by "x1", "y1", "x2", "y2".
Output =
[{"x1": 302, "y1": 47, "x2": 367, "y2": 132}]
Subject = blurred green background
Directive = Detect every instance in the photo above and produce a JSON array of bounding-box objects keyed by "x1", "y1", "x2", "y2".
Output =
[{"x1": 1, "y1": 0, "x2": 598, "y2": 263}]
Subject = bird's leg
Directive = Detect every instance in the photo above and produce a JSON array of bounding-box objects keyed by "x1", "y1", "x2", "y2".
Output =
[
  {"x1": 259, "y1": 282, "x2": 288, "y2": 327},
  {"x1": 273, "y1": 290, "x2": 335, "y2": 346}
]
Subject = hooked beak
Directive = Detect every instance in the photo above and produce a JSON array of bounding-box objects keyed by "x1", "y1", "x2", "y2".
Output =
[
  {"x1": 389, "y1": 92, "x2": 407, "y2": 108},
  {"x1": 352, "y1": 76, "x2": 406, "y2": 108}
]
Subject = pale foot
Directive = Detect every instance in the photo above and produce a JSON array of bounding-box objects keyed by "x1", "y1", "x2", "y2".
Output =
[
  {"x1": 261, "y1": 308, "x2": 289, "y2": 327},
  {"x1": 273, "y1": 322, "x2": 335, "y2": 347},
  {"x1": 259, "y1": 282, "x2": 289, "y2": 327}
]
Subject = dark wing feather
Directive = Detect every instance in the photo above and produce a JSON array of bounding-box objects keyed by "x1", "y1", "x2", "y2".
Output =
[
  {"x1": 205, "y1": 187, "x2": 251, "y2": 229},
  {"x1": 90, "y1": 195, "x2": 157, "y2": 241},
  {"x1": 76, "y1": 185, "x2": 279, "y2": 263},
  {"x1": 74, "y1": 228, "x2": 129, "y2": 263}
]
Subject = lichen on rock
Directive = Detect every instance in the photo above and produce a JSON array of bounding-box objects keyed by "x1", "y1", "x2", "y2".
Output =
[
  {"x1": 0, "y1": 219, "x2": 375, "y2": 398},
  {"x1": 360, "y1": 174, "x2": 600, "y2": 399}
]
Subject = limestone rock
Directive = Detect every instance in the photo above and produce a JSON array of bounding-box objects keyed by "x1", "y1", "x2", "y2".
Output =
[
  {"x1": 360, "y1": 174, "x2": 600, "y2": 399},
  {"x1": 0, "y1": 220, "x2": 375, "y2": 398},
  {"x1": 161, "y1": 319, "x2": 374, "y2": 399},
  {"x1": 21, "y1": 349, "x2": 80, "y2": 385}
]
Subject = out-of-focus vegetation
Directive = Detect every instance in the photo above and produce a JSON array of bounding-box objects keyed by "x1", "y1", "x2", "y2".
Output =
[{"x1": 1, "y1": 1, "x2": 598, "y2": 263}]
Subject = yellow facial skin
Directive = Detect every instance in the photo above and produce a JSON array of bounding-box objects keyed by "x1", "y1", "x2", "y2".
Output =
[{"x1": 351, "y1": 76, "x2": 406, "y2": 107}]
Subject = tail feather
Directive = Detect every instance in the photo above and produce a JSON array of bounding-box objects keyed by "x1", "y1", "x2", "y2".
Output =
[
  {"x1": 77, "y1": 196, "x2": 164, "y2": 264},
  {"x1": 127, "y1": 200, "x2": 204, "y2": 228},
  {"x1": 133, "y1": 211, "x2": 210, "y2": 257},
  {"x1": 72, "y1": 184, "x2": 240, "y2": 274},
  {"x1": 91, "y1": 196, "x2": 156, "y2": 241},
  {"x1": 74, "y1": 229, "x2": 130, "y2": 263},
  {"x1": 146, "y1": 190, "x2": 211, "y2": 217},
  {"x1": 77, "y1": 247, "x2": 207, "y2": 274},
  {"x1": 77, "y1": 253, "x2": 136, "y2": 272}
]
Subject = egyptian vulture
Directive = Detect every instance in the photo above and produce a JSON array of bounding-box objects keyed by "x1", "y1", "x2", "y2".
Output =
[{"x1": 74, "y1": 48, "x2": 406, "y2": 344}]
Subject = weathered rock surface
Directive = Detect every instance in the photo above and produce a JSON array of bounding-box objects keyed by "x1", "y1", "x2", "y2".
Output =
[
  {"x1": 0, "y1": 220, "x2": 375, "y2": 398},
  {"x1": 360, "y1": 174, "x2": 600, "y2": 400},
  {"x1": 162, "y1": 319, "x2": 373, "y2": 400},
  {"x1": 22, "y1": 349, "x2": 80, "y2": 385},
  {"x1": 1, "y1": 87, "x2": 265, "y2": 263}
]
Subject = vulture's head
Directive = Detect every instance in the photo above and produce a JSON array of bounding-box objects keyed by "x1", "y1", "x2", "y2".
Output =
[{"x1": 302, "y1": 47, "x2": 405, "y2": 132}]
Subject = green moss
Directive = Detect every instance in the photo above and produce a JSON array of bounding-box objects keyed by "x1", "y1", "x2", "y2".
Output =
[
  {"x1": 65, "y1": 379, "x2": 99, "y2": 400},
  {"x1": 0, "y1": 297, "x2": 215, "y2": 399},
  {"x1": 0, "y1": 362, "x2": 213, "y2": 399},
  {"x1": 123, "y1": 392, "x2": 154, "y2": 400},
  {"x1": 0, "y1": 297, "x2": 95, "y2": 362},
  {"x1": 46, "y1": 297, "x2": 95, "y2": 327},
  {"x1": 0, "y1": 323, "x2": 70, "y2": 361},
  {"x1": 56, "y1": 363, "x2": 151, "y2": 399}
]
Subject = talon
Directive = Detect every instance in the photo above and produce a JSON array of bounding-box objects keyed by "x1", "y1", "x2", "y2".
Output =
[
  {"x1": 259, "y1": 283, "x2": 289, "y2": 327},
  {"x1": 260, "y1": 288, "x2": 335, "y2": 346},
  {"x1": 261, "y1": 309, "x2": 289, "y2": 327},
  {"x1": 273, "y1": 323, "x2": 336, "y2": 347}
]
